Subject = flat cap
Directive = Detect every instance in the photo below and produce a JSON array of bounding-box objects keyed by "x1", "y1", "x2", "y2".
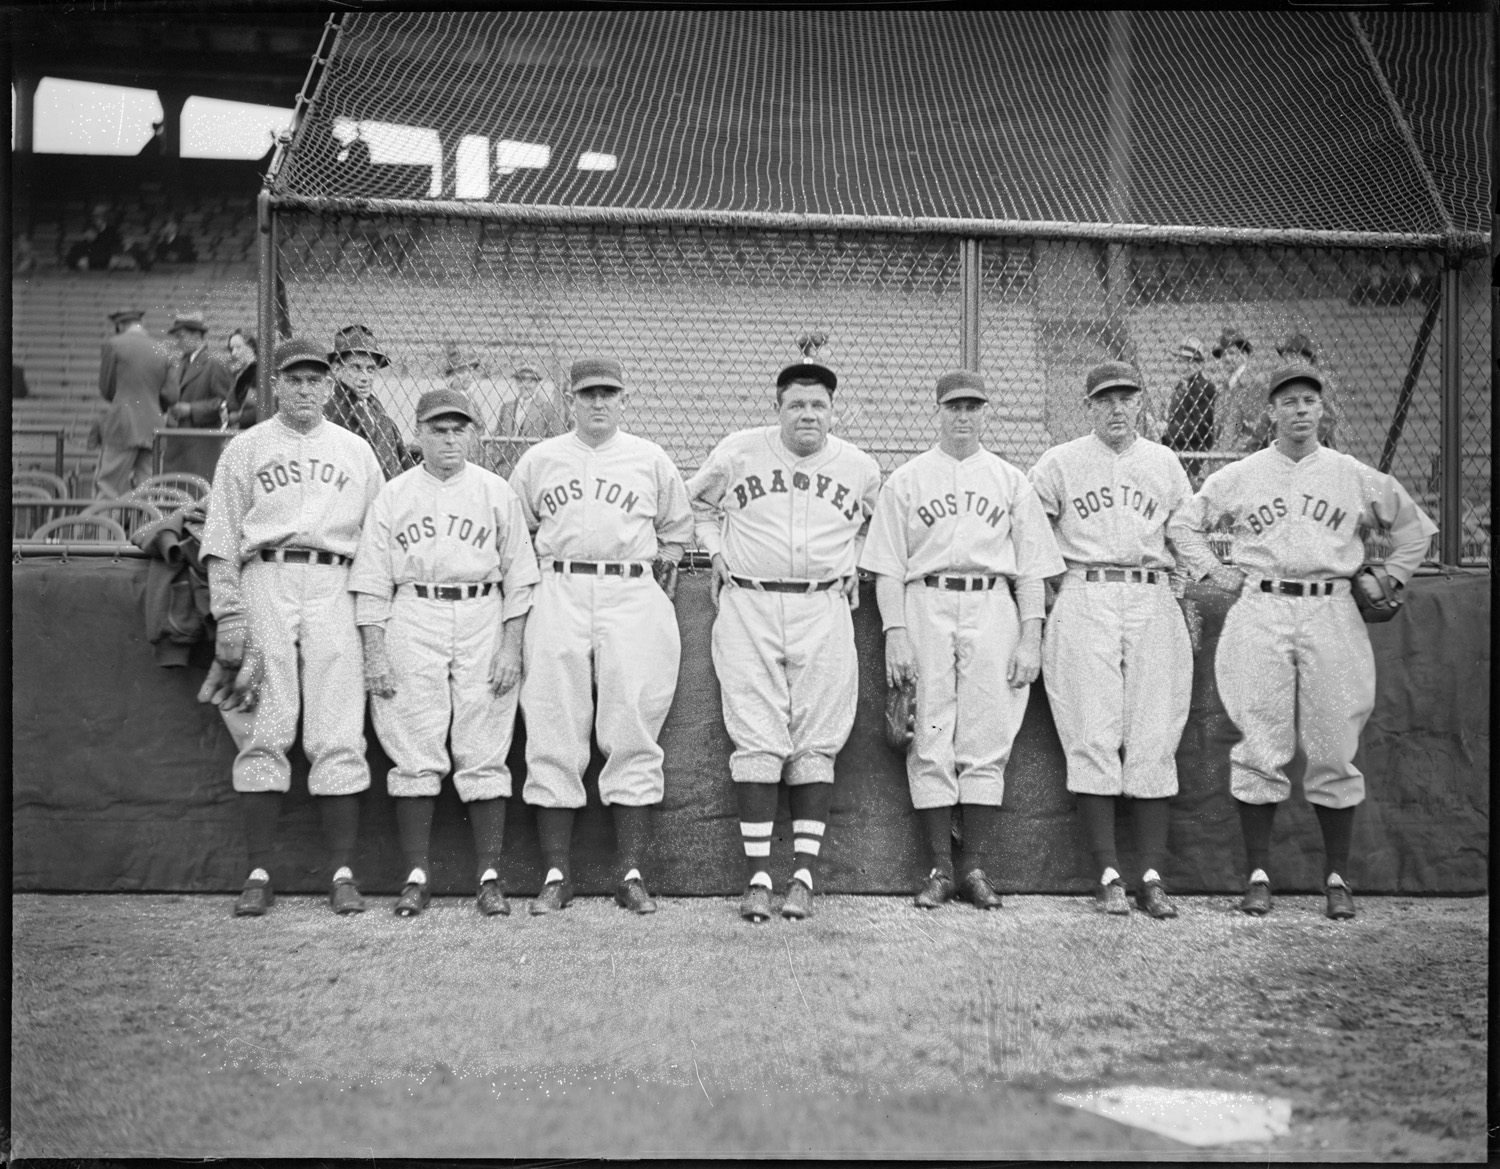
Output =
[
  {"x1": 1266, "y1": 363, "x2": 1324, "y2": 399},
  {"x1": 569, "y1": 356, "x2": 626, "y2": 393},
  {"x1": 416, "y1": 386, "x2": 477, "y2": 424},
  {"x1": 1276, "y1": 332, "x2": 1317, "y2": 362},
  {"x1": 1085, "y1": 361, "x2": 1143, "y2": 398},
  {"x1": 108, "y1": 308, "x2": 144, "y2": 323},
  {"x1": 1174, "y1": 336, "x2": 1206, "y2": 361},
  {"x1": 273, "y1": 337, "x2": 332, "y2": 374},
  {"x1": 168, "y1": 312, "x2": 208, "y2": 334},
  {"x1": 1212, "y1": 327, "x2": 1252, "y2": 358},
  {"x1": 935, "y1": 370, "x2": 988, "y2": 404},
  {"x1": 329, "y1": 324, "x2": 389, "y2": 368}
]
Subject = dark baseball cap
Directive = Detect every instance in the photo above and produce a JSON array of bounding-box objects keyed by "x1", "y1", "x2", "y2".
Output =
[
  {"x1": 569, "y1": 356, "x2": 626, "y2": 393},
  {"x1": 1212, "y1": 328, "x2": 1252, "y2": 358},
  {"x1": 1267, "y1": 363, "x2": 1324, "y2": 399},
  {"x1": 330, "y1": 324, "x2": 389, "y2": 368},
  {"x1": 935, "y1": 370, "x2": 988, "y2": 404},
  {"x1": 416, "y1": 386, "x2": 477, "y2": 424},
  {"x1": 273, "y1": 337, "x2": 333, "y2": 374},
  {"x1": 1084, "y1": 361, "x2": 1142, "y2": 398},
  {"x1": 775, "y1": 359, "x2": 837, "y2": 393}
]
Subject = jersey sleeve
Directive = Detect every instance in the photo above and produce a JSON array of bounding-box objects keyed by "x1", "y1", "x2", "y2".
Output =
[
  {"x1": 684, "y1": 441, "x2": 732, "y2": 558},
  {"x1": 1360, "y1": 465, "x2": 1439, "y2": 583},
  {"x1": 350, "y1": 487, "x2": 397, "y2": 626},
  {"x1": 852, "y1": 456, "x2": 882, "y2": 548},
  {"x1": 496, "y1": 489, "x2": 542, "y2": 620},
  {"x1": 653, "y1": 452, "x2": 695, "y2": 562},
  {"x1": 508, "y1": 451, "x2": 542, "y2": 533},
  {"x1": 1026, "y1": 452, "x2": 1063, "y2": 519},
  {"x1": 857, "y1": 473, "x2": 909, "y2": 579},
  {"x1": 201, "y1": 439, "x2": 254, "y2": 621},
  {"x1": 1167, "y1": 470, "x2": 1229, "y2": 581},
  {"x1": 1010, "y1": 479, "x2": 1066, "y2": 621}
]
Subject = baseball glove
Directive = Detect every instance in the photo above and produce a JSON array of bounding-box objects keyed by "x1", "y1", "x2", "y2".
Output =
[
  {"x1": 1350, "y1": 566, "x2": 1404, "y2": 624},
  {"x1": 883, "y1": 680, "x2": 916, "y2": 753}
]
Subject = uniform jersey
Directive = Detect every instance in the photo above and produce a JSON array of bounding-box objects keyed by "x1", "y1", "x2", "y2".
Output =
[
  {"x1": 1169, "y1": 445, "x2": 1437, "y2": 584},
  {"x1": 509, "y1": 430, "x2": 693, "y2": 559},
  {"x1": 687, "y1": 427, "x2": 881, "y2": 579},
  {"x1": 1027, "y1": 434, "x2": 1193, "y2": 570},
  {"x1": 859, "y1": 446, "x2": 1063, "y2": 621},
  {"x1": 348, "y1": 462, "x2": 541, "y2": 626}
]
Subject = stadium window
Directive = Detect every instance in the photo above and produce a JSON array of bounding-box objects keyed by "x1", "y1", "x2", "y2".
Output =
[
  {"x1": 455, "y1": 134, "x2": 490, "y2": 199},
  {"x1": 33, "y1": 77, "x2": 163, "y2": 155},
  {"x1": 332, "y1": 118, "x2": 442, "y2": 197},
  {"x1": 495, "y1": 139, "x2": 550, "y2": 177},
  {"x1": 182, "y1": 96, "x2": 293, "y2": 160},
  {"x1": 577, "y1": 152, "x2": 617, "y2": 172}
]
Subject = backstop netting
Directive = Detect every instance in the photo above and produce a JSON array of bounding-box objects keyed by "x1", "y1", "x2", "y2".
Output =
[{"x1": 267, "y1": 10, "x2": 1491, "y2": 563}]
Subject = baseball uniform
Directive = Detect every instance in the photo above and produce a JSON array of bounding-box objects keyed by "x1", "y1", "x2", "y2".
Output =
[
  {"x1": 1029, "y1": 434, "x2": 1195, "y2": 798},
  {"x1": 509, "y1": 430, "x2": 693, "y2": 808},
  {"x1": 201, "y1": 414, "x2": 384, "y2": 795},
  {"x1": 862, "y1": 447, "x2": 1064, "y2": 808},
  {"x1": 687, "y1": 426, "x2": 881, "y2": 786},
  {"x1": 350, "y1": 462, "x2": 540, "y2": 802}
]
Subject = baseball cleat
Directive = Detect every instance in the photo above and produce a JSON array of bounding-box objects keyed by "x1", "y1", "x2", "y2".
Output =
[
  {"x1": 529, "y1": 879, "x2": 573, "y2": 916},
  {"x1": 1324, "y1": 881, "x2": 1356, "y2": 920},
  {"x1": 781, "y1": 878, "x2": 814, "y2": 920},
  {"x1": 615, "y1": 877, "x2": 658, "y2": 915},
  {"x1": 739, "y1": 883, "x2": 773, "y2": 923},
  {"x1": 1140, "y1": 881, "x2": 1178, "y2": 919},
  {"x1": 1097, "y1": 879, "x2": 1130, "y2": 915},
  {"x1": 395, "y1": 881, "x2": 430, "y2": 918},
  {"x1": 476, "y1": 879, "x2": 511, "y2": 917},
  {"x1": 234, "y1": 875, "x2": 274, "y2": 917},
  {"x1": 329, "y1": 876, "x2": 367, "y2": 915},
  {"x1": 959, "y1": 868, "x2": 1003, "y2": 910},
  {"x1": 1239, "y1": 880, "x2": 1273, "y2": 916},
  {"x1": 913, "y1": 870, "x2": 954, "y2": 909}
]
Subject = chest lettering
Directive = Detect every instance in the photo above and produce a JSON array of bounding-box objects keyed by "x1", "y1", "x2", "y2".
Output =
[
  {"x1": 1070, "y1": 483, "x2": 1159, "y2": 523},
  {"x1": 255, "y1": 458, "x2": 351, "y2": 495},
  {"x1": 537, "y1": 476, "x2": 640, "y2": 519},
  {"x1": 915, "y1": 490, "x2": 1006, "y2": 529},
  {"x1": 731, "y1": 468, "x2": 863, "y2": 521},
  {"x1": 1241, "y1": 495, "x2": 1347, "y2": 535},
  {"x1": 393, "y1": 511, "x2": 492, "y2": 553}
]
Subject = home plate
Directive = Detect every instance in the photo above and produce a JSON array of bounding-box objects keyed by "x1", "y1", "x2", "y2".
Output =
[{"x1": 1053, "y1": 1086, "x2": 1292, "y2": 1147}]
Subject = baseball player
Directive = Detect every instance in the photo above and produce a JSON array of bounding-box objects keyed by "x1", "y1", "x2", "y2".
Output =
[
  {"x1": 1247, "y1": 333, "x2": 1339, "y2": 451},
  {"x1": 508, "y1": 357, "x2": 693, "y2": 916},
  {"x1": 1169, "y1": 363, "x2": 1437, "y2": 919},
  {"x1": 325, "y1": 324, "x2": 416, "y2": 480},
  {"x1": 1029, "y1": 362, "x2": 1196, "y2": 918},
  {"x1": 350, "y1": 386, "x2": 541, "y2": 918},
  {"x1": 686, "y1": 349, "x2": 881, "y2": 922},
  {"x1": 861, "y1": 371, "x2": 1064, "y2": 912},
  {"x1": 199, "y1": 337, "x2": 384, "y2": 917}
]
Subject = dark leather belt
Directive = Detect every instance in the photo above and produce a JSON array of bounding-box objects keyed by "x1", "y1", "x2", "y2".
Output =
[
  {"x1": 922, "y1": 574, "x2": 1003, "y2": 592},
  {"x1": 259, "y1": 548, "x2": 351, "y2": 567},
  {"x1": 1083, "y1": 568, "x2": 1159, "y2": 584},
  {"x1": 1259, "y1": 579, "x2": 1335, "y2": 597},
  {"x1": 552, "y1": 559, "x2": 646, "y2": 578},
  {"x1": 411, "y1": 582, "x2": 496, "y2": 600},
  {"x1": 731, "y1": 575, "x2": 838, "y2": 593}
]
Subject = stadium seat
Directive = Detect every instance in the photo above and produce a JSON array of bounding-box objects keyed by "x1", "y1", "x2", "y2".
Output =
[
  {"x1": 138, "y1": 471, "x2": 212, "y2": 500},
  {"x1": 31, "y1": 514, "x2": 131, "y2": 543},
  {"x1": 81, "y1": 498, "x2": 163, "y2": 538},
  {"x1": 130, "y1": 484, "x2": 195, "y2": 510},
  {"x1": 13, "y1": 469, "x2": 69, "y2": 498}
]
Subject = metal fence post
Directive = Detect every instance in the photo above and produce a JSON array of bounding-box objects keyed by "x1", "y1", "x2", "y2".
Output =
[
  {"x1": 1439, "y1": 262, "x2": 1463, "y2": 564},
  {"x1": 256, "y1": 191, "x2": 275, "y2": 423},
  {"x1": 960, "y1": 238, "x2": 981, "y2": 371}
]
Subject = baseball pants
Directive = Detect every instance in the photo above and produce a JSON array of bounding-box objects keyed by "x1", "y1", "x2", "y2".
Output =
[
  {"x1": 230, "y1": 558, "x2": 371, "y2": 796},
  {"x1": 373, "y1": 589, "x2": 517, "y2": 802},
  {"x1": 904, "y1": 582, "x2": 1026, "y2": 809},
  {"x1": 1214, "y1": 584, "x2": 1375, "y2": 808},
  {"x1": 712, "y1": 586, "x2": 857, "y2": 786},
  {"x1": 1042, "y1": 574, "x2": 1192, "y2": 798},
  {"x1": 93, "y1": 445, "x2": 153, "y2": 499},
  {"x1": 520, "y1": 571, "x2": 680, "y2": 808}
]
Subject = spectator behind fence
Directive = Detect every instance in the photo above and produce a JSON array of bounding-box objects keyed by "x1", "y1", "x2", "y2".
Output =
[
  {"x1": 1162, "y1": 336, "x2": 1215, "y2": 484},
  {"x1": 95, "y1": 308, "x2": 171, "y2": 498},
  {"x1": 154, "y1": 217, "x2": 199, "y2": 265},
  {"x1": 224, "y1": 333, "x2": 261, "y2": 429},
  {"x1": 1208, "y1": 327, "x2": 1265, "y2": 453},
  {"x1": 441, "y1": 344, "x2": 493, "y2": 467},
  {"x1": 165, "y1": 313, "x2": 234, "y2": 481},
  {"x1": 67, "y1": 206, "x2": 123, "y2": 271},
  {"x1": 325, "y1": 324, "x2": 416, "y2": 480},
  {"x1": 499, "y1": 360, "x2": 569, "y2": 439}
]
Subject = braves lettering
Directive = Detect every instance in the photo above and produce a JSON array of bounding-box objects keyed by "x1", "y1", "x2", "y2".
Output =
[
  {"x1": 1070, "y1": 483, "x2": 1159, "y2": 522},
  {"x1": 731, "y1": 469, "x2": 863, "y2": 520},
  {"x1": 916, "y1": 491, "x2": 1007, "y2": 529},
  {"x1": 256, "y1": 458, "x2": 351, "y2": 495},
  {"x1": 393, "y1": 512, "x2": 493, "y2": 552}
]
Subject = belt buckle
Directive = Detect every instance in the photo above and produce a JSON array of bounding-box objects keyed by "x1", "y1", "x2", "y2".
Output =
[{"x1": 605, "y1": 563, "x2": 622, "y2": 576}]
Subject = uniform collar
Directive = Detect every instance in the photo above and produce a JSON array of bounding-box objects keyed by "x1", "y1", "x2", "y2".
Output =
[
  {"x1": 1089, "y1": 432, "x2": 1138, "y2": 457},
  {"x1": 569, "y1": 428, "x2": 622, "y2": 453},
  {"x1": 933, "y1": 442, "x2": 988, "y2": 464},
  {"x1": 273, "y1": 414, "x2": 325, "y2": 439},
  {"x1": 421, "y1": 461, "x2": 468, "y2": 486}
]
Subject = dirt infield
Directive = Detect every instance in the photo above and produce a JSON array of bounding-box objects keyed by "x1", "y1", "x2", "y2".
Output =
[{"x1": 10, "y1": 892, "x2": 1487, "y2": 1160}]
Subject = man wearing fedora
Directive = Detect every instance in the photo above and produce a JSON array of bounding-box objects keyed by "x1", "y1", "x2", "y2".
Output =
[
  {"x1": 324, "y1": 324, "x2": 416, "y2": 481},
  {"x1": 163, "y1": 312, "x2": 234, "y2": 481},
  {"x1": 1162, "y1": 336, "x2": 1216, "y2": 486},
  {"x1": 95, "y1": 308, "x2": 172, "y2": 498}
]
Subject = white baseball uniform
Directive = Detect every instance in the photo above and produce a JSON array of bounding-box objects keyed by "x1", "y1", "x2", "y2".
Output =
[
  {"x1": 1029, "y1": 434, "x2": 1196, "y2": 798},
  {"x1": 861, "y1": 447, "x2": 1064, "y2": 808},
  {"x1": 1169, "y1": 444, "x2": 1437, "y2": 808},
  {"x1": 687, "y1": 427, "x2": 882, "y2": 785},
  {"x1": 508, "y1": 430, "x2": 693, "y2": 809},
  {"x1": 349, "y1": 462, "x2": 541, "y2": 802},
  {"x1": 201, "y1": 415, "x2": 384, "y2": 795}
]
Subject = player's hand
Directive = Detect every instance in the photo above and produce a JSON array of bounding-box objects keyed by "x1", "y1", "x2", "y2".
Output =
[
  {"x1": 884, "y1": 627, "x2": 917, "y2": 689},
  {"x1": 489, "y1": 639, "x2": 523, "y2": 696},
  {"x1": 221, "y1": 643, "x2": 263, "y2": 713},
  {"x1": 1007, "y1": 629, "x2": 1042, "y2": 688},
  {"x1": 1212, "y1": 566, "x2": 1247, "y2": 595},
  {"x1": 653, "y1": 556, "x2": 679, "y2": 602},
  {"x1": 214, "y1": 621, "x2": 246, "y2": 671},
  {"x1": 1356, "y1": 566, "x2": 1391, "y2": 603},
  {"x1": 197, "y1": 658, "x2": 237, "y2": 706},
  {"x1": 363, "y1": 646, "x2": 396, "y2": 700},
  {"x1": 842, "y1": 574, "x2": 860, "y2": 611},
  {"x1": 709, "y1": 554, "x2": 732, "y2": 611}
]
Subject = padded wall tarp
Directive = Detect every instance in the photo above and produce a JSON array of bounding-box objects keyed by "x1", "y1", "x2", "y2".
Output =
[{"x1": 12, "y1": 559, "x2": 1489, "y2": 895}]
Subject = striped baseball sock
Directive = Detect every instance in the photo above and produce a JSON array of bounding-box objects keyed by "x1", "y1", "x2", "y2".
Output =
[
  {"x1": 735, "y1": 783, "x2": 779, "y2": 888},
  {"x1": 788, "y1": 784, "x2": 832, "y2": 891}
]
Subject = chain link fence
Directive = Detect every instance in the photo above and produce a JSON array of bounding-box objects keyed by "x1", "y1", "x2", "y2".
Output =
[{"x1": 273, "y1": 213, "x2": 1489, "y2": 563}]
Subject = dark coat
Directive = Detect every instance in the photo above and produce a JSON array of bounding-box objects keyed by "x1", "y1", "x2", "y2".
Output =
[
  {"x1": 225, "y1": 361, "x2": 261, "y2": 429},
  {"x1": 99, "y1": 326, "x2": 171, "y2": 450},
  {"x1": 169, "y1": 348, "x2": 233, "y2": 428}
]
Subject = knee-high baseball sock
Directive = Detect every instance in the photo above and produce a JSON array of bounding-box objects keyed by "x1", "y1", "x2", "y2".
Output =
[
  {"x1": 468, "y1": 797, "x2": 507, "y2": 883},
  {"x1": 534, "y1": 807, "x2": 574, "y2": 883},
  {"x1": 240, "y1": 791, "x2": 283, "y2": 879},
  {"x1": 918, "y1": 807, "x2": 955, "y2": 878},
  {"x1": 1075, "y1": 794, "x2": 1119, "y2": 879},
  {"x1": 317, "y1": 794, "x2": 361, "y2": 878},
  {"x1": 787, "y1": 783, "x2": 831, "y2": 890},
  {"x1": 612, "y1": 804, "x2": 653, "y2": 880},
  {"x1": 1131, "y1": 797, "x2": 1171, "y2": 882},
  {"x1": 736, "y1": 783, "x2": 779, "y2": 888},
  {"x1": 1236, "y1": 799, "x2": 1278, "y2": 880},
  {"x1": 958, "y1": 803, "x2": 1001, "y2": 876},
  {"x1": 394, "y1": 795, "x2": 435, "y2": 883},
  {"x1": 1313, "y1": 804, "x2": 1356, "y2": 883}
]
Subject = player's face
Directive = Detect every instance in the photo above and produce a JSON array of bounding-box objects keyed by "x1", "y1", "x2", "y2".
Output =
[
  {"x1": 335, "y1": 353, "x2": 380, "y2": 399},
  {"x1": 418, "y1": 416, "x2": 470, "y2": 477},
  {"x1": 570, "y1": 385, "x2": 625, "y2": 443},
  {"x1": 938, "y1": 397, "x2": 988, "y2": 444},
  {"x1": 777, "y1": 380, "x2": 833, "y2": 456},
  {"x1": 1267, "y1": 384, "x2": 1324, "y2": 442},
  {"x1": 1088, "y1": 388, "x2": 1141, "y2": 445},
  {"x1": 275, "y1": 364, "x2": 333, "y2": 430}
]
